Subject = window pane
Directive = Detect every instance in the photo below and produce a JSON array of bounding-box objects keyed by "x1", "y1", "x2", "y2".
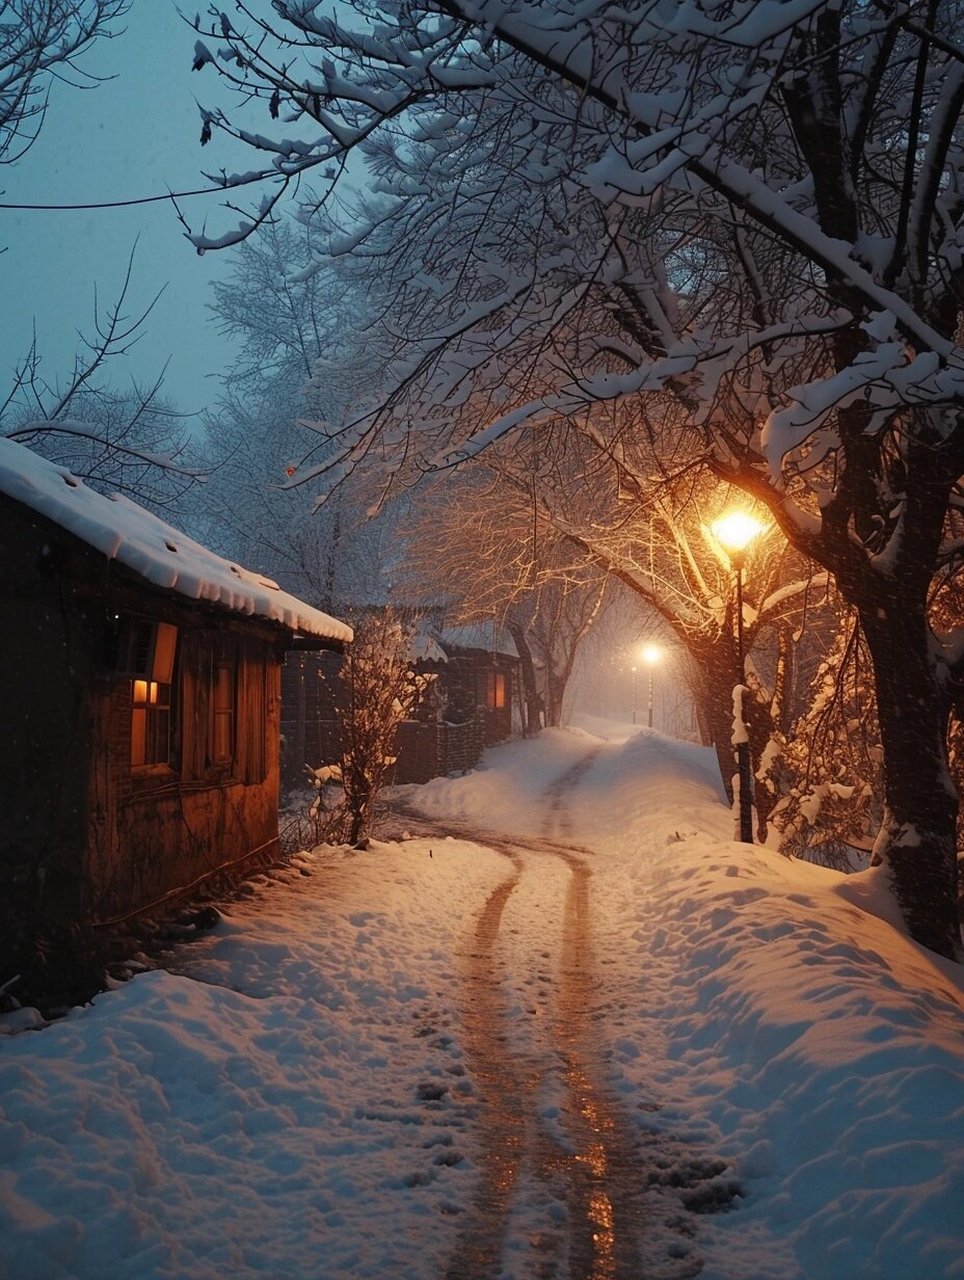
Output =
[
  {"x1": 211, "y1": 661, "x2": 235, "y2": 764},
  {"x1": 152, "y1": 623, "x2": 178, "y2": 683},
  {"x1": 495, "y1": 674, "x2": 506, "y2": 709},
  {"x1": 483, "y1": 671, "x2": 506, "y2": 710},
  {"x1": 131, "y1": 681, "x2": 172, "y2": 767}
]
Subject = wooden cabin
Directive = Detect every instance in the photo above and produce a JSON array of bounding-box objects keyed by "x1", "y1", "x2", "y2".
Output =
[
  {"x1": 280, "y1": 620, "x2": 519, "y2": 789},
  {"x1": 429, "y1": 624, "x2": 519, "y2": 747},
  {"x1": 0, "y1": 440, "x2": 350, "y2": 990}
]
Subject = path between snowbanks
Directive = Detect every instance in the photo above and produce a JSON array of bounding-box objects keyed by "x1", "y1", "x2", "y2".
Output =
[
  {"x1": 0, "y1": 725, "x2": 961, "y2": 1279},
  {"x1": 402, "y1": 725, "x2": 964, "y2": 1279}
]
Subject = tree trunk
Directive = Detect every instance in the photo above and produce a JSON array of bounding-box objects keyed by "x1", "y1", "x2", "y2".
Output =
[
  {"x1": 507, "y1": 621, "x2": 543, "y2": 735},
  {"x1": 544, "y1": 629, "x2": 588, "y2": 727},
  {"x1": 689, "y1": 635, "x2": 744, "y2": 804},
  {"x1": 546, "y1": 675, "x2": 565, "y2": 728},
  {"x1": 860, "y1": 604, "x2": 961, "y2": 960},
  {"x1": 702, "y1": 689, "x2": 737, "y2": 804}
]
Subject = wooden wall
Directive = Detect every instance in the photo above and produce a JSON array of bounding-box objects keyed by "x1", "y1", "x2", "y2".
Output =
[
  {"x1": 0, "y1": 502, "x2": 95, "y2": 978},
  {"x1": 280, "y1": 646, "x2": 517, "y2": 794},
  {"x1": 0, "y1": 493, "x2": 293, "y2": 984},
  {"x1": 86, "y1": 621, "x2": 284, "y2": 923},
  {"x1": 394, "y1": 715, "x2": 487, "y2": 784}
]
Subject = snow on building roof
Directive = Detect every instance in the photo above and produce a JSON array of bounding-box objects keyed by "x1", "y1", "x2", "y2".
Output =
[
  {"x1": 0, "y1": 439, "x2": 352, "y2": 646},
  {"x1": 437, "y1": 623, "x2": 518, "y2": 658},
  {"x1": 411, "y1": 629, "x2": 449, "y2": 664}
]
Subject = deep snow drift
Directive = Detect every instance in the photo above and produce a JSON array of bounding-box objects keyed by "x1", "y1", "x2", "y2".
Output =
[{"x1": 1, "y1": 723, "x2": 962, "y2": 1279}]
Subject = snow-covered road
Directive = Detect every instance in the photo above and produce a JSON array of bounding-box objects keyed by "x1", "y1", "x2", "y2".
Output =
[
  {"x1": 437, "y1": 828, "x2": 653, "y2": 1279},
  {"x1": 2, "y1": 723, "x2": 962, "y2": 1279},
  {"x1": 400, "y1": 748, "x2": 731, "y2": 1279}
]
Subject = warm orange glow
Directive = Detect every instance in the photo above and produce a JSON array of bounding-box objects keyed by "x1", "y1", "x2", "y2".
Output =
[
  {"x1": 640, "y1": 644, "x2": 661, "y2": 666},
  {"x1": 152, "y1": 623, "x2": 177, "y2": 683},
  {"x1": 589, "y1": 1186, "x2": 615, "y2": 1270},
  {"x1": 131, "y1": 672, "x2": 172, "y2": 768},
  {"x1": 485, "y1": 670, "x2": 506, "y2": 710},
  {"x1": 712, "y1": 511, "x2": 764, "y2": 553}
]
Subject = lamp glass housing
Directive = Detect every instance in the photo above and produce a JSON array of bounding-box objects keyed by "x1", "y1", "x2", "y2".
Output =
[{"x1": 712, "y1": 511, "x2": 764, "y2": 554}]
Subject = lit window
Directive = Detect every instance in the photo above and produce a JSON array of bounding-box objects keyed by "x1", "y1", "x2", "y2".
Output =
[
  {"x1": 484, "y1": 670, "x2": 506, "y2": 710},
  {"x1": 124, "y1": 620, "x2": 178, "y2": 768}
]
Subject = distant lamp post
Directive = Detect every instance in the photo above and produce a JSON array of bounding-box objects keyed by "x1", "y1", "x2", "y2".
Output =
[
  {"x1": 711, "y1": 511, "x2": 764, "y2": 843},
  {"x1": 631, "y1": 666, "x2": 638, "y2": 725},
  {"x1": 640, "y1": 644, "x2": 662, "y2": 729}
]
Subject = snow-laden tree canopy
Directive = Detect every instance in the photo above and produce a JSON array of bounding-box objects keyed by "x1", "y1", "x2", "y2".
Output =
[{"x1": 189, "y1": 1, "x2": 964, "y2": 955}]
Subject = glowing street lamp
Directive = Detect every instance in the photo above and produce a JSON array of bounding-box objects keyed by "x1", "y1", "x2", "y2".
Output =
[
  {"x1": 640, "y1": 644, "x2": 661, "y2": 729},
  {"x1": 711, "y1": 512, "x2": 764, "y2": 563},
  {"x1": 711, "y1": 511, "x2": 764, "y2": 843}
]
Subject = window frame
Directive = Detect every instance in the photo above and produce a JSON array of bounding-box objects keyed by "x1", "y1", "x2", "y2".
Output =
[
  {"x1": 209, "y1": 652, "x2": 237, "y2": 770},
  {"x1": 121, "y1": 618, "x2": 179, "y2": 775},
  {"x1": 484, "y1": 669, "x2": 507, "y2": 711}
]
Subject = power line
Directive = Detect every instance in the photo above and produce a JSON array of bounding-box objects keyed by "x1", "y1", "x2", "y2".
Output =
[{"x1": 0, "y1": 184, "x2": 246, "y2": 212}]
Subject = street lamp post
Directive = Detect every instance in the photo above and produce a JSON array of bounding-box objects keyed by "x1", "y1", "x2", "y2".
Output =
[
  {"x1": 641, "y1": 644, "x2": 661, "y2": 729},
  {"x1": 631, "y1": 666, "x2": 638, "y2": 725},
  {"x1": 711, "y1": 512, "x2": 763, "y2": 843}
]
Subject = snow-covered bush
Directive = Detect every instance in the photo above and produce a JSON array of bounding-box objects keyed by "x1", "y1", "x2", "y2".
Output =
[
  {"x1": 312, "y1": 611, "x2": 430, "y2": 846},
  {"x1": 292, "y1": 763, "x2": 345, "y2": 849},
  {"x1": 766, "y1": 620, "x2": 881, "y2": 870}
]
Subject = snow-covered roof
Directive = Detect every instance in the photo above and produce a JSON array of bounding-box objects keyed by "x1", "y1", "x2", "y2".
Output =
[
  {"x1": 0, "y1": 439, "x2": 352, "y2": 647},
  {"x1": 437, "y1": 623, "x2": 518, "y2": 658},
  {"x1": 411, "y1": 629, "x2": 449, "y2": 664}
]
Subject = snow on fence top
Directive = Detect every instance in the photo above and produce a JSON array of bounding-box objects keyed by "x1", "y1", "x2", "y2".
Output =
[{"x1": 0, "y1": 439, "x2": 353, "y2": 647}]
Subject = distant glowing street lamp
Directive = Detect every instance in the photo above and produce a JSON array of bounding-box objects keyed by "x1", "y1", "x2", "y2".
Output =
[
  {"x1": 640, "y1": 644, "x2": 661, "y2": 729},
  {"x1": 711, "y1": 511, "x2": 764, "y2": 843}
]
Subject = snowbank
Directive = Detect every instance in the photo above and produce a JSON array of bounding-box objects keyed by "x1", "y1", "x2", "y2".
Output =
[{"x1": 1, "y1": 725, "x2": 961, "y2": 1279}]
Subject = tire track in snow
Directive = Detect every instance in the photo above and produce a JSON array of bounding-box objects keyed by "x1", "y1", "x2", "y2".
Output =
[
  {"x1": 411, "y1": 747, "x2": 647, "y2": 1277},
  {"x1": 390, "y1": 747, "x2": 722, "y2": 1277},
  {"x1": 539, "y1": 747, "x2": 603, "y2": 843},
  {"x1": 442, "y1": 848, "x2": 528, "y2": 1280}
]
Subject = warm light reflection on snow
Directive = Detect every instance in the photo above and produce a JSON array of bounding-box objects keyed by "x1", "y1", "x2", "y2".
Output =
[
  {"x1": 3, "y1": 724, "x2": 962, "y2": 1279},
  {"x1": 569, "y1": 1068, "x2": 621, "y2": 1277}
]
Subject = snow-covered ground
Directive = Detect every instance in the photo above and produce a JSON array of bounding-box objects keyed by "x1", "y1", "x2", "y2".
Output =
[{"x1": 1, "y1": 722, "x2": 962, "y2": 1279}]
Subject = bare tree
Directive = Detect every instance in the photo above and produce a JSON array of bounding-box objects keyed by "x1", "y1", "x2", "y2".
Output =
[
  {"x1": 0, "y1": 1, "x2": 127, "y2": 168},
  {"x1": 320, "y1": 610, "x2": 428, "y2": 846},
  {"x1": 188, "y1": 2, "x2": 964, "y2": 957},
  {"x1": 210, "y1": 221, "x2": 340, "y2": 392},
  {"x1": 399, "y1": 466, "x2": 610, "y2": 732},
  {"x1": 2, "y1": 12, "x2": 204, "y2": 508},
  {"x1": 2, "y1": 247, "x2": 203, "y2": 510},
  {"x1": 768, "y1": 610, "x2": 884, "y2": 869},
  {"x1": 536, "y1": 440, "x2": 832, "y2": 830},
  {"x1": 196, "y1": 223, "x2": 397, "y2": 603}
]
